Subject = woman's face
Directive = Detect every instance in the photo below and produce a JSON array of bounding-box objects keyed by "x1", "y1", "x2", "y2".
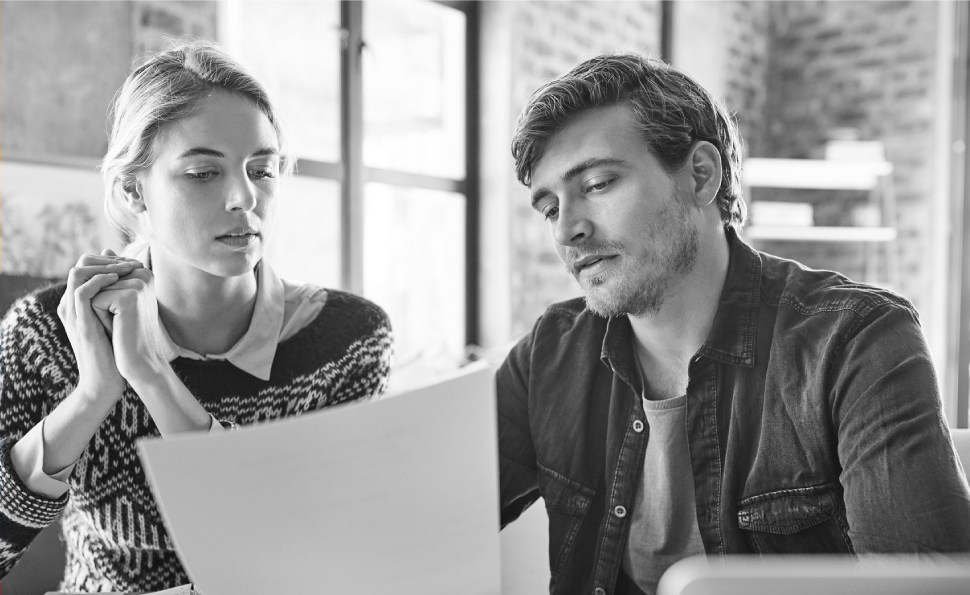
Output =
[{"x1": 132, "y1": 89, "x2": 281, "y2": 279}]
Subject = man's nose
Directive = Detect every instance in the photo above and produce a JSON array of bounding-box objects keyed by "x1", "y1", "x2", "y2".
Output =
[{"x1": 553, "y1": 199, "x2": 593, "y2": 246}]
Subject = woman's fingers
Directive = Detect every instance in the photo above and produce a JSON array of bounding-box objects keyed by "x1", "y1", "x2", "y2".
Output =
[
  {"x1": 97, "y1": 278, "x2": 148, "y2": 292},
  {"x1": 111, "y1": 267, "x2": 152, "y2": 284},
  {"x1": 62, "y1": 265, "x2": 118, "y2": 325},
  {"x1": 74, "y1": 273, "x2": 120, "y2": 336},
  {"x1": 92, "y1": 270, "x2": 154, "y2": 326},
  {"x1": 76, "y1": 252, "x2": 144, "y2": 269},
  {"x1": 75, "y1": 273, "x2": 120, "y2": 305},
  {"x1": 62, "y1": 266, "x2": 127, "y2": 325},
  {"x1": 67, "y1": 263, "x2": 139, "y2": 293},
  {"x1": 99, "y1": 248, "x2": 142, "y2": 264}
]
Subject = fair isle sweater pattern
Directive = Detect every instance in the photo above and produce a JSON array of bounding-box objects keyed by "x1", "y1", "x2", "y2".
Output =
[{"x1": 0, "y1": 283, "x2": 393, "y2": 592}]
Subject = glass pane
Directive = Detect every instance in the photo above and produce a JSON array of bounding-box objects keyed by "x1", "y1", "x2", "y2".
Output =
[
  {"x1": 265, "y1": 175, "x2": 341, "y2": 288},
  {"x1": 363, "y1": 1, "x2": 466, "y2": 179},
  {"x1": 0, "y1": 161, "x2": 113, "y2": 278},
  {"x1": 222, "y1": 1, "x2": 341, "y2": 163},
  {"x1": 364, "y1": 183, "x2": 465, "y2": 390}
]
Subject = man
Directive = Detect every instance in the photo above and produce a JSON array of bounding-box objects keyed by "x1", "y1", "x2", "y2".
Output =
[{"x1": 497, "y1": 53, "x2": 970, "y2": 595}]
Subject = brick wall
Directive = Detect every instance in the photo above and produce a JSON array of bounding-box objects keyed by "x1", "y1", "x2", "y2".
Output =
[
  {"x1": 673, "y1": 1, "x2": 771, "y2": 158},
  {"x1": 502, "y1": 1, "x2": 663, "y2": 338},
  {"x1": 759, "y1": 0, "x2": 939, "y2": 313},
  {"x1": 0, "y1": 1, "x2": 132, "y2": 159},
  {"x1": 719, "y1": 1, "x2": 772, "y2": 159}
]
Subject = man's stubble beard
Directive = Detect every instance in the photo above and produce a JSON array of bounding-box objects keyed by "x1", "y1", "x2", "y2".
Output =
[{"x1": 577, "y1": 196, "x2": 699, "y2": 318}]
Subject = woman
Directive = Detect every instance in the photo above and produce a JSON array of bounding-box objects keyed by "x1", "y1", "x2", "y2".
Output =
[{"x1": 0, "y1": 40, "x2": 393, "y2": 591}]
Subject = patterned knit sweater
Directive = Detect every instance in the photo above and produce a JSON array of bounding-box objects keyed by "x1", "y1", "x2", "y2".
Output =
[{"x1": 0, "y1": 283, "x2": 393, "y2": 591}]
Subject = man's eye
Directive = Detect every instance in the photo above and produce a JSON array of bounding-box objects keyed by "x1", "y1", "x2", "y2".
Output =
[
  {"x1": 543, "y1": 206, "x2": 559, "y2": 221},
  {"x1": 584, "y1": 177, "x2": 614, "y2": 193}
]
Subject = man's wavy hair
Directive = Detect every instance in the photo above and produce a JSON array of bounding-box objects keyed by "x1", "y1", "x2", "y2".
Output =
[{"x1": 511, "y1": 53, "x2": 746, "y2": 230}]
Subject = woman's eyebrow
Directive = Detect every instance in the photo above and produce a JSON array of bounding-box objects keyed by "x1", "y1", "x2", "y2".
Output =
[
  {"x1": 251, "y1": 147, "x2": 280, "y2": 158},
  {"x1": 177, "y1": 147, "x2": 224, "y2": 159},
  {"x1": 176, "y1": 147, "x2": 279, "y2": 160}
]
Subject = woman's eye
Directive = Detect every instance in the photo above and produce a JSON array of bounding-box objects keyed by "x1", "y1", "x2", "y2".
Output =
[
  {"x1": 186, "y1": 171, "x2": 218, "y2": 181},
  {"x1": 249, "y1": 168, "x2": 276, "y2": 181}
]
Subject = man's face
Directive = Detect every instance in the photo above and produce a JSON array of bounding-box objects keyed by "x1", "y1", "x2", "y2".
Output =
[{"x1": 529, "y1": 104, "x2": 699, "y2": 318}]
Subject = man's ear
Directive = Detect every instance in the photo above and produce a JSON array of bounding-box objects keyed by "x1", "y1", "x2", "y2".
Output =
[
  {"x1": 686, "y1": 141, "x2": 722, "y2": 207},
  {"x1": 122, "y1": 178, "x2": 147, "y2": 214}
]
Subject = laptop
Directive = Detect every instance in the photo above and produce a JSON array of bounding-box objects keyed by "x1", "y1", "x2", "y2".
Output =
[
  {"x1": 137, "y1": 363, "x2": 501, "y2": 595},
  {"x1": 657, "y1": 553, "x2": 970, "y2": 595}
]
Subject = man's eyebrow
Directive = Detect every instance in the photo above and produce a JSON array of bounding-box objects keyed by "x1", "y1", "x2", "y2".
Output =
[
  {"x1": 530, "y1": 158, "x2": 627, "y2": 209},
  {"x1": 530, "y1": 187, "x2": 552, "y2": 210}
]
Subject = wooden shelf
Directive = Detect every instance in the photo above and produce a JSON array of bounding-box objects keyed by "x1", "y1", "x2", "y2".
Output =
[
  {"x1": 741, "y1": 152, "x2": 899, "y2": 287},
  {"x1": 744, "y1": 226, "x2": 897, "y2": 242},
  {"x1": 742, "y1": 158, "x2": 893, "y2": 191}
]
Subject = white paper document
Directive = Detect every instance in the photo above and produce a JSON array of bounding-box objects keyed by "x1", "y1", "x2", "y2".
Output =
[
  {"x1": 47, "y1": 585, "x2": 197, "y2": 595},
  {"x1": 137, "y1": 364, "x2": 501, "y2": 595}
]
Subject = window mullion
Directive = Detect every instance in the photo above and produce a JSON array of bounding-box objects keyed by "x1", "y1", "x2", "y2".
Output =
[
  {"x1": 464, "y1": 1, "x2": 480, "y2": 348},
  {"x1": 340, "y1": 0, "x2": 365, "y2": 294}
]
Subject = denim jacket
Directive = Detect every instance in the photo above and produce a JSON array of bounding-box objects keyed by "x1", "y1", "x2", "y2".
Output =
[{"x1": 497, "y1": 229, "x2": 970, "y2": 595}]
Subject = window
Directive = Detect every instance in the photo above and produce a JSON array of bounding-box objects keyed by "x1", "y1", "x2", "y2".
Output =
[{"x1": 221, "y1": 1, "x2": 479, "y2": 391}]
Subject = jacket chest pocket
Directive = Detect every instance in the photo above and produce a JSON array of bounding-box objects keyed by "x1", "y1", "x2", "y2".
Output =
[
  {"x1": 537, "y1": 464, "x2": 595, "y2": 583},
  {"x1": 737, "y1": 483, "x2": 853, "y2": 554}
]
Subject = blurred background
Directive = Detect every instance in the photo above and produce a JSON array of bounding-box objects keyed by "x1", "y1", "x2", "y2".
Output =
[
  {"x1": 2, "y1": 0, "x2": 969, "y2": 422},
  {"x1": 4, "y1": 1, "x2": 970, "y2": 593}
]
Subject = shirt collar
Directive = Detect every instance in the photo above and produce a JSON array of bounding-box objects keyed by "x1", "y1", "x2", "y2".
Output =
[
  {"x1": 599, "y1": 226, "x2": 761, "y2": 372},
  {"x1": 600, "y1": 315, "x2": 639, "y2": 390},
  {"x1": 137, "y1": 247, "x2": 285, "y2": 380},
  {"x1": 699, "y1": 226, "x2": 761, "y2": 367}
]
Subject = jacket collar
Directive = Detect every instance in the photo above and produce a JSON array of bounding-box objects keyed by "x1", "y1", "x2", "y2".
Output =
[{"x1": 698, "y1": 226, "x2": 761, "y2": 367}]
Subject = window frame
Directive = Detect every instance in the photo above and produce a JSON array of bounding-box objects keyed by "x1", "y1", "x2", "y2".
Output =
[
  {"x1": 298, "y1": 0, "x2": 480, "y2": 347},
  {"x1": 948, "y1": 0, "x2": 970, "y2": 428}
]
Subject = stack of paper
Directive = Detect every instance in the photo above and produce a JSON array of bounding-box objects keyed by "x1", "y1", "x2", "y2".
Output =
[{"x1": 137, "y1": 364, "x2": 501, "y2": 595}]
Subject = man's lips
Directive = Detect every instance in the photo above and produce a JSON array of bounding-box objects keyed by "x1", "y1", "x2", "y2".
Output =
[{"x1": 571, "y1": 254, "x2": 616, "y2": 275}]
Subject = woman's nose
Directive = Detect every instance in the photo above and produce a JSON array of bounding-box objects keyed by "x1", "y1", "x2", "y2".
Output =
[{"x1": 226, "y1": 173, "x2": 258, "y2": 212}]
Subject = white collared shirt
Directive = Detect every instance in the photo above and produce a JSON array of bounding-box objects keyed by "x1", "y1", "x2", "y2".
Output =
[
  {"x1": 155, "y1": 256, "x2": 324, "y2": 381},
  {"x1": 11, "y1": 256, "x2": 327, "y2": 498}
]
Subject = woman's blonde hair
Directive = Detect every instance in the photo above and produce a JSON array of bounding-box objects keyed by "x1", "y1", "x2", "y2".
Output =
[{"x1": 100, "y1": 40, "x2": 293, "y2": 246}]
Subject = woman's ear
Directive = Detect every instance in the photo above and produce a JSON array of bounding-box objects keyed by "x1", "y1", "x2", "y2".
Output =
[
  {"x1": 122, "y1": 178, "x2": 147, "y2": 214},
  {"x1": 687, "y1": 141, "x2": 722, "y2": 207}
]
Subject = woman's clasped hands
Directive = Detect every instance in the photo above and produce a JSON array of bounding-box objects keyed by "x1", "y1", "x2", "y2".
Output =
[{"x1": 57, "y1": 248, "x2": 167, "y2": 405}]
